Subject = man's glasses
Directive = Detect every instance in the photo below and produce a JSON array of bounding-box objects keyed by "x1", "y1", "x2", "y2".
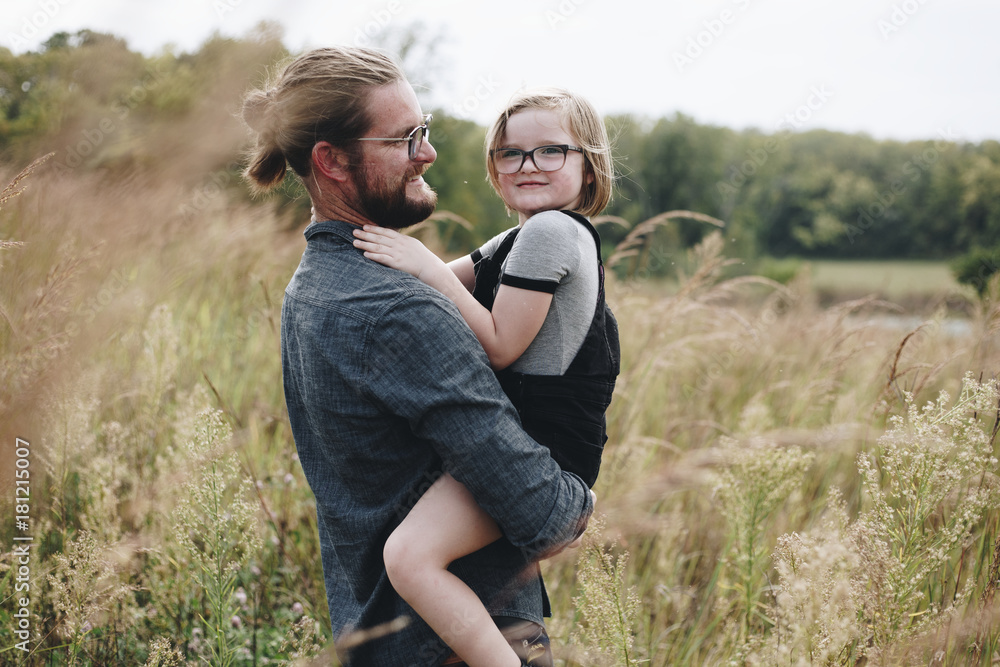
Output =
[
  {"x1": 357, "y1": 114, "x2": 432, "y2": 160},
  {"x1": 490, "y1": 144, "x2": 583, "y2": 174}
]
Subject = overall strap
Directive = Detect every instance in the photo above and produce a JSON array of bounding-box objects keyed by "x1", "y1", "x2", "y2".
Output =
[
  {"x1": 558, "y1": 210, "x2": 621, "y2": 380},
  {"x1": 558, "y1": 210, "x2": 607, "y2": 297},
  {"x1": 471, "y1": 227, "x2": 520, "y2": 310},
  {"x1": 493, "y1": 226, "x2": 522, "y2": 263}
]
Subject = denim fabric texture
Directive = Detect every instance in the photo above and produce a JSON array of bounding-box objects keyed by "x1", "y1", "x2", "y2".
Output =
[{"x1": 281, "y1": 220, "x2": 594, "y2": 666}]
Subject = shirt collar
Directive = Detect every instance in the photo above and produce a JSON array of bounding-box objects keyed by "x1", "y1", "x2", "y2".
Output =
[{"x1": 303, "y1": 219, "x2": 359, "y2": 244}]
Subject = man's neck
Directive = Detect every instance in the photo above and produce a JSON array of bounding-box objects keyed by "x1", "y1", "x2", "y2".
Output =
[
  {"x1": 310, "y1": 182, "x2": 370, "y2": 227},
  {"x1": 312, "y1": 200, "x2": 369, "y2": 227}
]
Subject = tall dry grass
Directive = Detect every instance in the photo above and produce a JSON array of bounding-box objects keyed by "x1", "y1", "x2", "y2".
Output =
[
  {"x1": 0, "y1": 157, "x2": 311, "y2": 665},
  {"x1": 0, "y1": 150, "x2": 998, "y2": 666}
]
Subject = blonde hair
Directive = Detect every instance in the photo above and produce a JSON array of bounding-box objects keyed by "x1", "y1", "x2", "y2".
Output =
[
  {"x1": 241, "y1": 46, "x2": 405, "y2": 195},
  {"x1": 485, "y1": 87, "x2": 614, "y2": 218}
]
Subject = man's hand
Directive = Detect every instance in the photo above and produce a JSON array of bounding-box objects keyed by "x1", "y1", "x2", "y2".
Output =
[{"x1": 352, "y1": 224, "x2": 449, "y2": 285}]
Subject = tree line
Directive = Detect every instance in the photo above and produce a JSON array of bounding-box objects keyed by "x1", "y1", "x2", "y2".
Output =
[{"x1": 2, "y1": 27, "x2": 999, "y2": 274}]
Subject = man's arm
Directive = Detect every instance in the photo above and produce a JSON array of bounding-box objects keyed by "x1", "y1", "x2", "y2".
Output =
[{"x1": 362, "y1": 289, "x2": 593, "y2": 558}]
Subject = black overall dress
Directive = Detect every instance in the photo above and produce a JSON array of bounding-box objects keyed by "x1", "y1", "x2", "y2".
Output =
[{"x1": 469, "y1": 211, "x2": 620, "y2": 488}]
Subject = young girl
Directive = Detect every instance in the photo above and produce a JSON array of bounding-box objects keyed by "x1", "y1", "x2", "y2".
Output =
[{"x1": 352, "y1": 88, "x2": 619, "y2": 667}]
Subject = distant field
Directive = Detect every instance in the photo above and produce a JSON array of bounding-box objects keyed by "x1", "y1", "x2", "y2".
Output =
[{"x1": 805, "y1": 259, "x2": 967, "y2": 299}]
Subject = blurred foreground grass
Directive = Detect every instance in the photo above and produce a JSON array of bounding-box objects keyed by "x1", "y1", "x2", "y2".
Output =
[{"x1": 0, "y1": 159, "x2": 999, "y2": 666}]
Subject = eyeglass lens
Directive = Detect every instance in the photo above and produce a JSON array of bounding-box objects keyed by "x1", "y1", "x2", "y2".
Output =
[
  {"x1": 495, "y1": 146, "x2": 569, "y2": 174},
  {"x1": 409, "y1": 126, "x2": 425, "y2": 159},
  {"x1": 408, "y1": 116, "x2": 431, "y2": 159}
]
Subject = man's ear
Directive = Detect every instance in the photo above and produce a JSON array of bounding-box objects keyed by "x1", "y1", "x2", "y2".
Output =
[{"x1": 312, "y1": 141, "x2": 352, "y2": 182}]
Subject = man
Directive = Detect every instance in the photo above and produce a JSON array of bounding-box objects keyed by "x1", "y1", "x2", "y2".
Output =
[{"x1": 242, "y1": 47, "x2": 594, "y2": 665}]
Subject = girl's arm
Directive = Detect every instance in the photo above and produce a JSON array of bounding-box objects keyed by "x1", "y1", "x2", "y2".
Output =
[
  {"x1": 447, "y1": 254, "x2": 476, "y2": 293},
  {"x1": 353, "y1": 225, "x2": 550, "y2": 370}
]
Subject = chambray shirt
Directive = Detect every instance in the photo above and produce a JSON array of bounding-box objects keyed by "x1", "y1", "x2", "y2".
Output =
[{"x1": 281, "y1": 220, "x2": 594, "y2": 666}]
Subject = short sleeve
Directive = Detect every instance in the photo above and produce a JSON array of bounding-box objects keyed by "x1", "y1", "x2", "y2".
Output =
[{"x1": 501, "y1": 211, "x2": 581, "y2": 291}]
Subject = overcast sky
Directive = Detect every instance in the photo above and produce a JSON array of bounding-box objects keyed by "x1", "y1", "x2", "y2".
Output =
[{"x1": 5, "y1": 0, "x2": 999, "y2": 142}]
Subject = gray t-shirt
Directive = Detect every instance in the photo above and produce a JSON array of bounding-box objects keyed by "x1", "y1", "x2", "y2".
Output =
[{"x1": 475, "y1": 210, "x2": 598, "y2": 375}]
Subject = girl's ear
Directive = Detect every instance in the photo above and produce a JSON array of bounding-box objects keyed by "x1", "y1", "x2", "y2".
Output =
[{"x1": 312, "y1": 141, "x2": 352, "y2": 182}]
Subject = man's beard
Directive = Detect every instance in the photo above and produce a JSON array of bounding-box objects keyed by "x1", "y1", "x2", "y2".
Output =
[{"x1": 356, "y1": 165, "x2": 437, "y2": 229}]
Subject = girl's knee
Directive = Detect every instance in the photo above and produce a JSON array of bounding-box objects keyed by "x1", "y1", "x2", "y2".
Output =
[
  {"x1": 383, "y1": 527, "x2": 448, "y2": 593},
  {"x1": 383, "y1": 528, "x2": 409, "y2": 582}
]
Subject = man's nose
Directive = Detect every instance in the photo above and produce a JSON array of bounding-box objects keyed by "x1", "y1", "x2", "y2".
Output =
[{"x1": 414, "y1": 138, "x2": 436, "y2": 164}]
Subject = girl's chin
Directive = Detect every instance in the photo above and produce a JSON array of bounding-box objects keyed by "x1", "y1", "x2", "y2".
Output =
[{"x1": 513, "y1": 200, "x2": 572, "y2": 217}]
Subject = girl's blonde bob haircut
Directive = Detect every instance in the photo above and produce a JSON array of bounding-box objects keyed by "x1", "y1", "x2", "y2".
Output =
[{"x1": 485, "y1": 87, "x2": 614, "y2": 218}]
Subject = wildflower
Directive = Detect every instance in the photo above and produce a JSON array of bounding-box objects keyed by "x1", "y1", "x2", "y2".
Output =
[
  {"x1": 231, "y1": 615, "x2": 242, "y2": 629},
  {"x1": 144, "y1": 637, "x2": 184, "y2": 667},
  {"x1": 173, "y1": 409, "x2": 262, "y2": 666},
  {"x1": 291, "y1": 602, "x2": 304, "y2": 615},
  {"x1": 758, "y1": 373, "x2": 1000, "y2": 664},
  {"x1": 280, "y1": 616, "x2": 324, "y2": 662},
  {"x1": 47, "y1": 531, "x2": 136, "y2": 658},
  {"x1": 714, "y1": 436, "x2": 814, "y2": 640},
  {"x1": 571, "y1": 513, "x2": 640, "y2": 665}
]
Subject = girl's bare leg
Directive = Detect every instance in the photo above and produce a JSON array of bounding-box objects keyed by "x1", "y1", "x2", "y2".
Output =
[{"x1": 383, "y1": 473, "x2": 521, "y2": 667}]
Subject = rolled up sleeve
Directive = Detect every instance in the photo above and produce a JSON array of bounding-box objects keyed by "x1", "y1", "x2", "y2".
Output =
[{"x1": 362, "y1": 292, "x2": 593, "y2": 558}]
